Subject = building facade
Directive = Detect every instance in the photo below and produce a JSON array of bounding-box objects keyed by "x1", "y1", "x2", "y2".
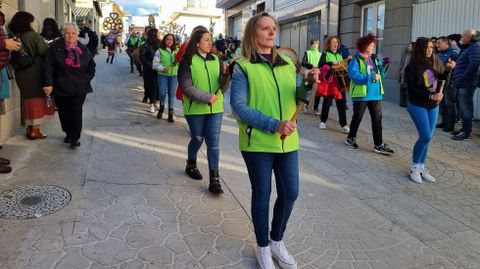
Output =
[
  {"x1": 0, "y1": 0, "x2": 75, "y2": 143},
  {"x1": 75, "y1": 0, "x2": 103, "y2": 35}
]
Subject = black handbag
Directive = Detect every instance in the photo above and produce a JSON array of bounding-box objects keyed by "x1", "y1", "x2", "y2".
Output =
[{"x1": 9, "y1": 34, "x2": 35, "y2": 71}]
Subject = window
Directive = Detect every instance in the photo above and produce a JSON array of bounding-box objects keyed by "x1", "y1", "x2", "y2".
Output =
[
  {"x1": 274, "y1": 0, "x2": 302, "y2": 11},
  {"x1": 200, "y1": 0, "x2": 209, "y2": 9},
  {"x1": 187, "y1": 0, "x2": 195, "y2": 8},
  {"x1": 361, "y1": 2, "x2": 385, "y2": 56}
]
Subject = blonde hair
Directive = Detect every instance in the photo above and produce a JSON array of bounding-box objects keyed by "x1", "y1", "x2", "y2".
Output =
[
  {"x1": 241, "y1": 12, "x2": 278, "y2": 62},
  {"x1": 324, "y1": 36, "x2": 340, "y2": 51}
]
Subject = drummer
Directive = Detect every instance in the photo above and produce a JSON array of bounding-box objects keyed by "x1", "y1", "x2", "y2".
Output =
[{"x1": 317, "y1": 36, "x2": 350, "y2": 134}]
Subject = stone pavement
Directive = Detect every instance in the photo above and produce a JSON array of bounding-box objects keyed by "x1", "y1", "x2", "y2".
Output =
[{"x1": 0, "y1": 51, "x2": 479, "y2": 269}]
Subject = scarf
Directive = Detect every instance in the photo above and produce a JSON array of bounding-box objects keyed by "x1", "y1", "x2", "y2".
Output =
[{"x1": 65, "y1": 42, "x2": 82, "y2": 68}]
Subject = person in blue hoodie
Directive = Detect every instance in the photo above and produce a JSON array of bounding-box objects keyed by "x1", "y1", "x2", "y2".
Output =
[
  {"x1": 344, "y1": 33, "x2": 394, "y2": 155},
  {"x1": 451, "y1": 29, "x2": 480, "y2": 140},
  {"x1": 435, "y1": 36, "x2": 459, "y2": 132}
]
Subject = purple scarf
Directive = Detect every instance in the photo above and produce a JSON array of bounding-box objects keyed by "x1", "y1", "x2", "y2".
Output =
[{"x1": 65, "y1": 42, "x2": 82, "y2": 68}]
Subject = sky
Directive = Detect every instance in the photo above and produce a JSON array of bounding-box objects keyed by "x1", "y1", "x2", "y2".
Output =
[{"x1": 115, "y1": 0, "x2": 162, "y2": 16}]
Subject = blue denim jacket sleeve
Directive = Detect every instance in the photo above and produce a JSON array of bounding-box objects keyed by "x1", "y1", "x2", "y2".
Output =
[{"x1": 230, "y1": 64, "x2": 280, "y2": 134}]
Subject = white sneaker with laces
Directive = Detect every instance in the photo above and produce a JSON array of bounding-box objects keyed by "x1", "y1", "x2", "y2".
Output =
[
  {"x1": 421, "y1": 168, "x2": 436, "y2": 183},
  {"x1": 319, "y1": 122, "x2": 326, "y2": 129},
  {"x1": 149, "y1": 104, "x2": 156, "y2": 113},
  {"x1": 270, "y1": 240, "x2": 297, "y2": 269},
  {"x1": 257, "y1": 246, "x2": 275, "y2": 269},
  {"x1": 342, "y1": 125, "x2": 350, "y2": 134},
  {"x1": 410, "y1": 165, "x2": 422, "y2": 184}
]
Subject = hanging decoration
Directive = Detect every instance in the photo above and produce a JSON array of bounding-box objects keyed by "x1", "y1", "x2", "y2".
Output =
[{"x1": 103, "y1": 12, "x2": 123, "y2": 34}]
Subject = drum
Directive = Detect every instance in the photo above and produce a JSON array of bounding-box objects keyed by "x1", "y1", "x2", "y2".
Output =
[{"x1": 332, "y1": 60, "x2": 350, "y2": 92}]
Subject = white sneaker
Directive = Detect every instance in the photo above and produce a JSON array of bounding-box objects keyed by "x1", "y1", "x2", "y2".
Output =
[
  {"x1": 410, "y1": 166, "x2": 422, "y2": 184},
  {"x1": 270, "y1": 240, "x2": 297, "y2": 269},
  {"x1": 257, "y1": 246, "x2": 275, "y2": 269},
  {"x1": 319, "y1": 122, "x2": 326, "y2": 129},
  {"x1": 313, "y1": 109, "x2": 321, "y2": 115},
  {"x1": 421, "y1": 168, "x2": 436, "y2": 183},
  {"x1": 342, "y1": 125, "x2": 350, "y2": 134},
  {"x1": 149, "y1": 104, "x2": 156, "y2": 113}
]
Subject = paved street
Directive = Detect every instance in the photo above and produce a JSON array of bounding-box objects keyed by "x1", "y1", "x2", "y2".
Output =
[{"x1": 0, "y1": 51, "x2": 479, "y2": 269}]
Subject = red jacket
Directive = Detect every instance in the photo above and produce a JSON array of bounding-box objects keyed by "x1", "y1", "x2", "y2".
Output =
[
  {"x1": 0, "y1": 11, "x2": 11, "y2": 68},
  {"x1": 175, "y1": 41, "x2": 188, "y2": 100}
]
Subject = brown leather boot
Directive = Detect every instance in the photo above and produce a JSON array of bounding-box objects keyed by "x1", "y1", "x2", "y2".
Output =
[
  {"x1": 0, "y1": 157, "x2": 10, "y2": 166},
  {"x1": 28, "y1": 127, "x2": 47, "y2": 140},
  {"x1": 25, "y1": 126, "x2": 32, "y2": 138},
  {"x1": 0, "y1": 165, "x2": 12, "y2": 173}
]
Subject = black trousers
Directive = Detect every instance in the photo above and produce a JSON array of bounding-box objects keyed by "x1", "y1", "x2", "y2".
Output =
[
  {"x1": 143, "y1": 68, "x2": 158, "y2": 103},
  {"x1": 320, "y1": 97, "x2": 347, "y2": 127},
  {"x1": 313, "y1": 96, "x2": 321, "y2": 110},
  {"x1": 348, "y1": 100, "x2": 383, "y2": 146},
  {"x1": 56, "y1": 94, "x2": 87, "y2": 142},
  {"x1": 130, "y1": 57, "x2": 142, "y2": 74}
]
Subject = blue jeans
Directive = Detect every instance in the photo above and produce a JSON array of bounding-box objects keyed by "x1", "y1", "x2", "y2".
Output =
[
  {"x1": 158, "y1": 75, "x2": 177, "y2": 109},
  {"x1": 185, "y1": 113, "x2": 223, "y2": 171},
  {"x1": 407, "y1": 102, "x2": 438, "y2": 164},
  {"x1": 457, "y1": 86, "x2": 476, "y2": 133},
  {"x1": 444, "y1": 85, "x2": 458, "y2": 126},
  {"x1": 241, "y1": 151, "x2": 299, "y2": 247}
]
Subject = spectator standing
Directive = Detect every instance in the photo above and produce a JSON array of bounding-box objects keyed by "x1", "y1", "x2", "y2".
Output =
[
  {"x1": 435, "y1": 36, "x2": 459, "y2": 131},
  {"x1": 178, "y1": 27, "x2": 229, "y2": 195},
  {"x1": 140, "y1": 28, "x2": 160, "y2": 113},
  {"x1": 214, "y1": 33, "x2": 225, "y2": 56},
  {"x1": 9, "y1": 11, "x2": 54, "y2": 140},
  {"x1": 451, "y1": 29, "x2": 480, "y2": 140},
  {"x1": 153, "y1": 33, "x2": 178, "y2": 122},
  {"x1": 43, "y1": 23, "x2": 96, "y2": 149},
  {"x1": 40, "y1": 18, "x2": 61, "y2": 46},
  {"x1": 399, "y1": 43, "x2": 414, "y2": 107},
  {"x1": 79, "y1": 18, "x2": 98, "y2": 57},
  {"x1": 126, "y1": 31, "x2": 142, "y2": 75},
  {"x1": 405, "y1": 37, "x2": 455, "y2": 183},
  {"x1": 345, "y1": 34, "x2": 394, "y2": 155},
  {"x1": 0, "y1": 0, "x2": 21, "y2": 173},
  {"x1": 230, "y1": 12, "x2": 299, "y2": 269}
]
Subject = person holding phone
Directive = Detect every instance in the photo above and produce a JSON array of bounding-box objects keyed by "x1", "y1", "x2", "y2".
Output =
[{"x1": 405, "y1": 37, "x2": 455, "y2": 183}]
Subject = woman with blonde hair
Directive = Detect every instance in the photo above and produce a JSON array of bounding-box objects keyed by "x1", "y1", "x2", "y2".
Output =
[{"x1": 230, "y1": 12, "x2": 299, "y2": 269}]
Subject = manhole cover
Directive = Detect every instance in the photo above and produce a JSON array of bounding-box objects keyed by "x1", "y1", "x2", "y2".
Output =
[{"x1": 0, "y1": 185, "x2": 71, "y2": 219}]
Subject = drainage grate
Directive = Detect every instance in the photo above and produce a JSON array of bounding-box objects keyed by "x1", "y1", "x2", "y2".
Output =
[{"x1": 0, "y1": 185, "x2": 71, "y2": 219}]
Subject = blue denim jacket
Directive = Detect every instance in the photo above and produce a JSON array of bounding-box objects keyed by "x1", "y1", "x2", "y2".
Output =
[{"x1": 230, "y1": 61, "x2": 280, "y2": 134}]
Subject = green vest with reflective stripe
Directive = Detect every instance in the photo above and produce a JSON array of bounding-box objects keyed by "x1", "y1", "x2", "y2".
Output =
[
  {"x1": 158, "y1": 48, "x2": 179, "y2": 76},
  {"x1": 236, "y1": 56, "x2": 299, "y2": 153},
  {"x1": 324, "y1": 51, "x2": 343, "y2": 63},
  {"x1": 129, "y1": 36, "x2": 139, "y2": 46},
  {"x1": 306, "y1": 49, "x2": 321, "y2": 67},
  {"x1": 349, "y1": 56, "x2": 384, "y2": 98},
  {"x1": 183, "y1": 54, "x2": 223, "y2": 115}
]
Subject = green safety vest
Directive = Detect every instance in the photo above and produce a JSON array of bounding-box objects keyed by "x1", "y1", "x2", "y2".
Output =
[
  {"x1": 306, "y1": 49, "x2": 321, "y2": 67},
  {"x1": 236, "y1": 55, "x2": 299, "y2": 153},
  {"x1": 158, "y1": 48, "x2": 179, "y2": 76},
  {"x1": 349, "y1": 56, "x2": 384, "y2": 98},
  {"x1": 182, "y1": 54, "x2": 223, "y2": 115},
  {"x1": 129, "y1": 36, "x2": 139, "y2": 46},
  {"x1": 324, "y1": 51, "x2": 343, "y2": 63}
]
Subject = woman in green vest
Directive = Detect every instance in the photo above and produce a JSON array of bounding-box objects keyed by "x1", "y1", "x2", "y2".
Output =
[
  {"x1": 178, "y1": 27, "x2": 229, "y2": 195},
  {"x1": 318, "y1": 36, "x2": 350, "y2": 133},
  {"x1": 302, "y1": 39, "x2": 322, "y2": 114},
  {"x1": 153, "y1": 33, "x2": 178, "y2": 122},
  {"x1": 345, "y1": 33, "x2": 394, "y2": 155},
  {"x1": 230, "y1": 12, "x2": 299, "y2": 269}
]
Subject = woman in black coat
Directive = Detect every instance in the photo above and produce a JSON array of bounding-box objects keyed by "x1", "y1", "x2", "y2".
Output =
[
  {"x1": 139, "y1": 28, "x2": 160, "y2": 113},
  {"x1": 43, "y1": 22, "x2": 96, "y2": 148}
]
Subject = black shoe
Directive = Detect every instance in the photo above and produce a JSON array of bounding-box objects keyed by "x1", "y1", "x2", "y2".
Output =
[
  {"x1": 168, "y1": 108, "x2": 174, "y2": 123},
  {"x1": 345, "y1": 137, "x2": 358, "y2": 149},
  {"x1": 0, "y1": 157, "x2": 10, "y2": 166},
  {"x1": 157, "y1": 105, "x2": 164, "y2": 119},
  {"x1": 185, "y1": 160, "x2": 203, "y2": 180},
  {"x1": 139, "y1": 72, "x2": 143, "y2": 77},
  {"x1": 452, "y1": 131, "x2": 471, "y2": 140},
  {"x1": 443, "y1": 125, "x2": 454, "y2": 132},
  {"x1": 130, "y1": 70, "x2": 133, "y2": 73},
  {"x1": 373, "y1": 143, "x2": 394, "y2": 155},
  {"x1": 208, "y1": 170, "x2": 224, "y2": 194},
  {"x1": 436, "y1": 122, "x2": 447, "y2": 128},
  {"x1": 399, "y1": 103, "x2": 407, "y2": 108},
  {"x1": 451, "y1": 130, "x2": 461, "y2": 136},
  {"x1": 70, "y1": 140, "x2": 81, "y2": 149},
  {"x1": 64, "y1": 136, "x2": 71, "y2": 143}
]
